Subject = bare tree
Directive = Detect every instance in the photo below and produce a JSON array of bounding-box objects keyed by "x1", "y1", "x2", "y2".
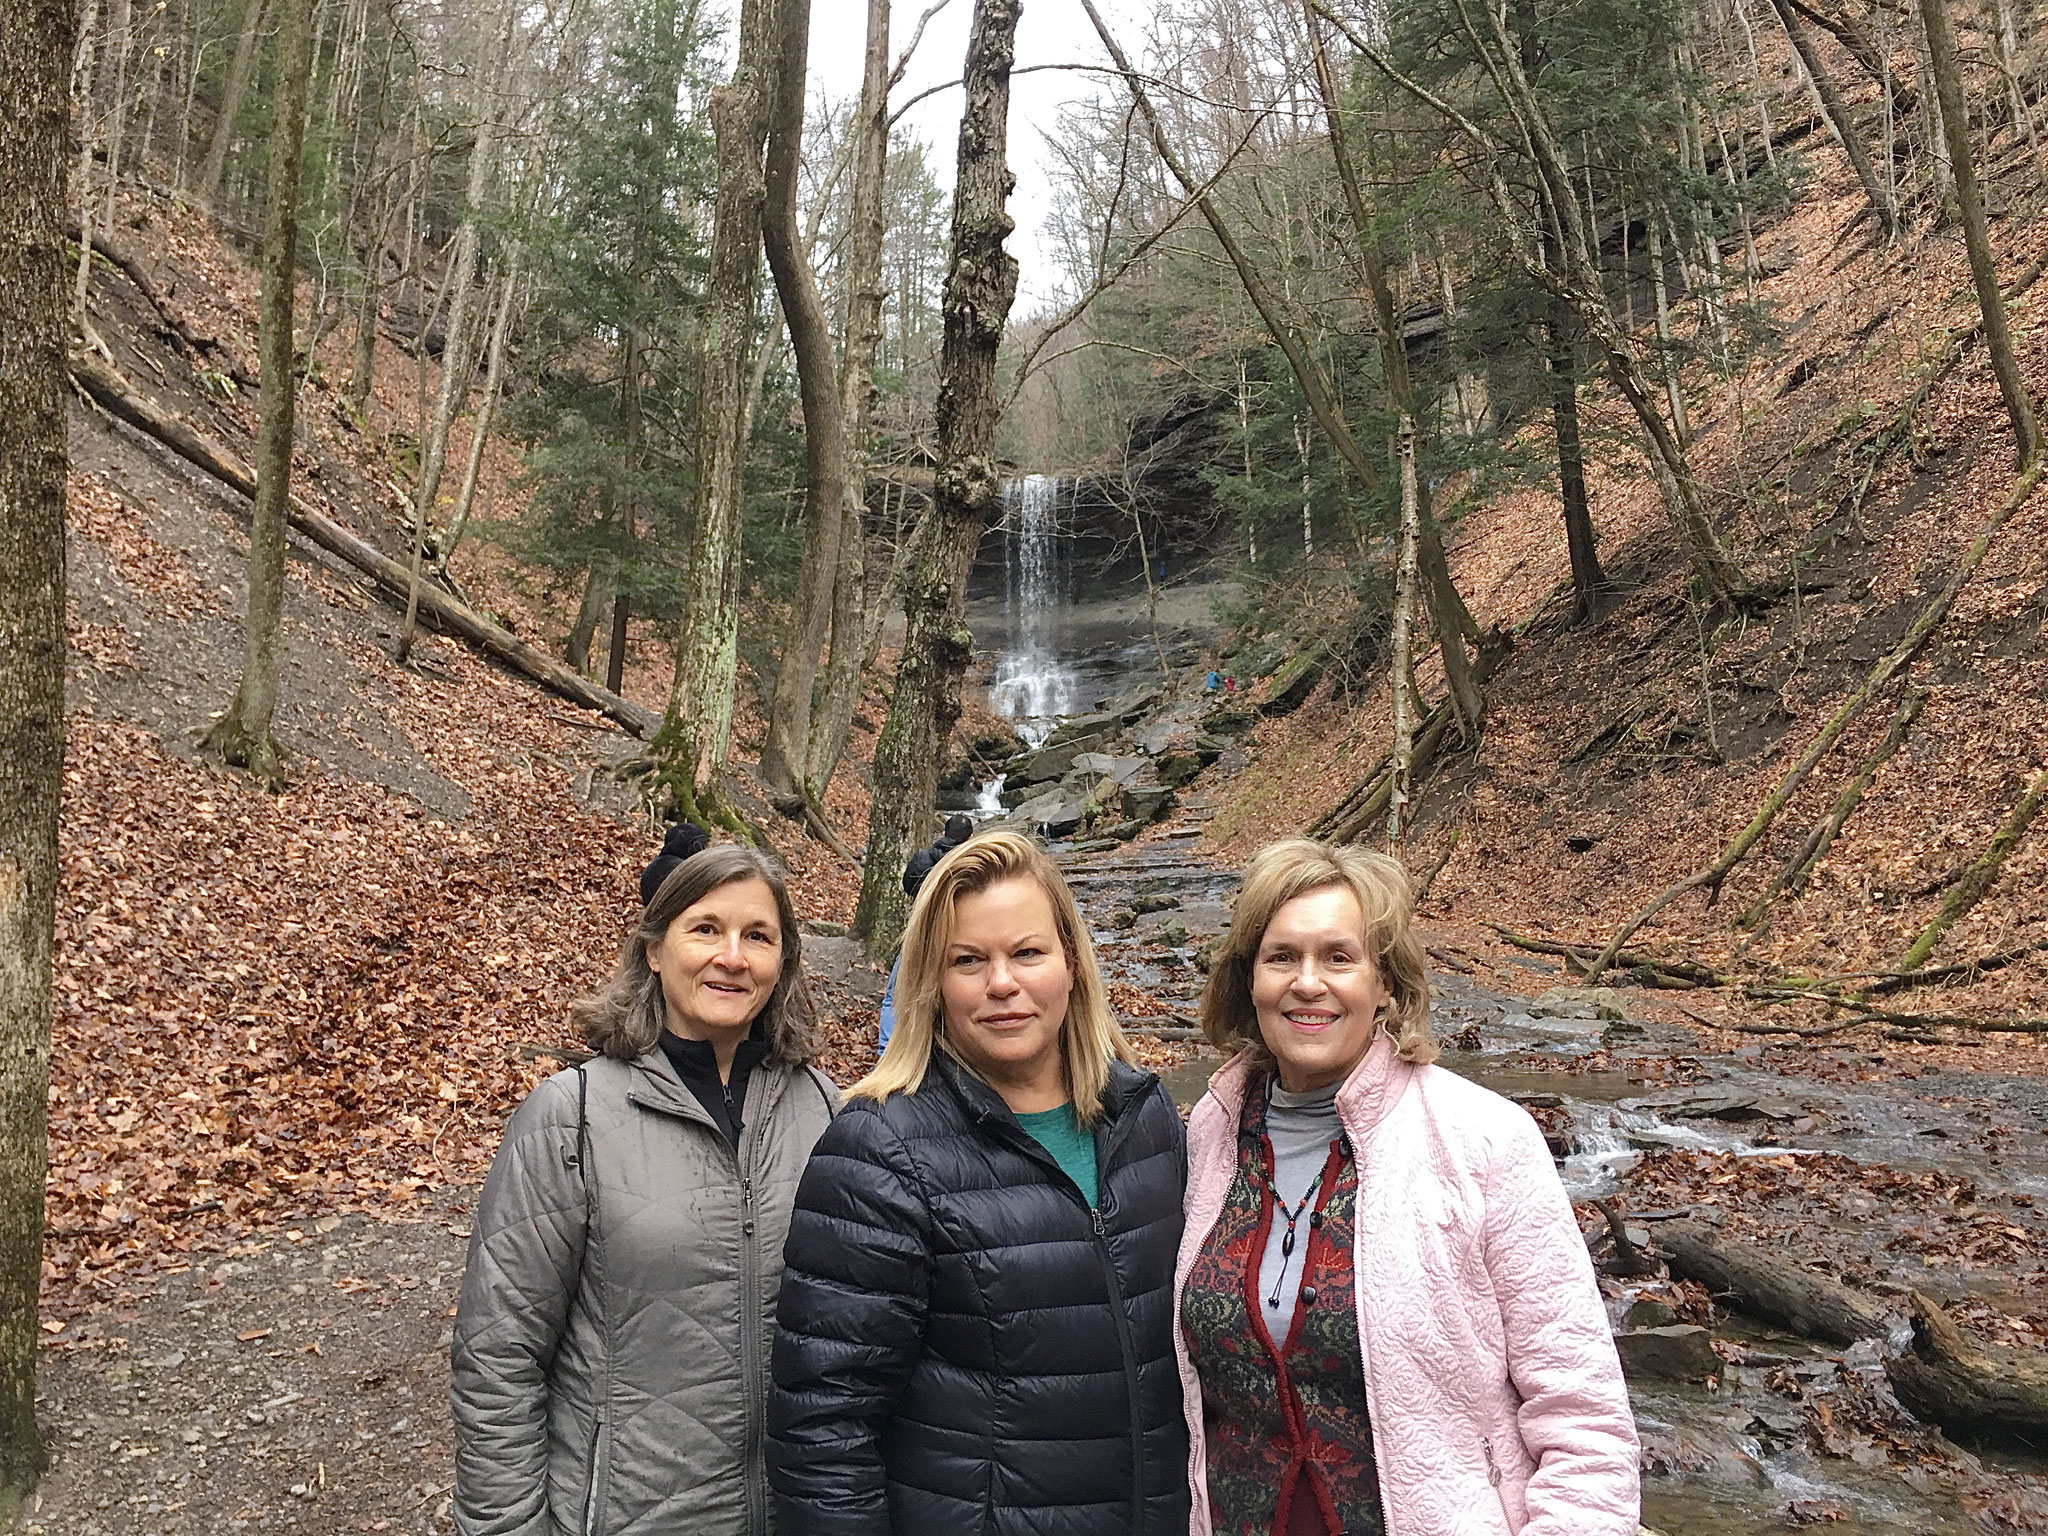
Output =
[
  {"x1": 198, "y1": 0, "x2": 316, "y2": 787},
  {"x1": 852, "y1": 0, "x2": 1022, "y2": 955},
  {"x1": 0, "y1": 0, "x2": 72, "y2": 1497},
  {"x1": 757, "y1": 0, "x2": 851, "y2": 802},
  {"x1": 804, "y1": 0, "x2": 893, "y2": 798},
  {"x1": 1915, "y1": 0, "x2": 2039, "y2": 464},
  {"x1": 198, "y1": 0, "x2": 268, "y2": 208}
]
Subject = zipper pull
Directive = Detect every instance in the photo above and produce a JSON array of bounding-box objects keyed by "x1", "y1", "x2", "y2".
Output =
[
  {"x1": 1482, "y1": 1440, "x2": 1500, "y2": 1486},
  {"x1": 1091, "y1": 1208, "x2": 1106, "y2": 1236},
  {"x1": 741, "y1": 1176, "x2": 755, "y2": 1235}
]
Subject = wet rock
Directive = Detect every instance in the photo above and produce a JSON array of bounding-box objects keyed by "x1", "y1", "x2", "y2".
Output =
[
  {"x1": 1151, "y1": 918, "x2": 1191, "y2": 947},
  {"x1": 1615, "y1": 1325, "x2": 1721, "y2": 1382},
  {"x1": 1096, "y1": 682, "x2": 1165, "y2": 721},
  {"x1": 1044, "y1": 711, "x2": 1120, "y2": 748},
  {"x1": 1011, "y1": 784, "x2": 1090, "y2": 837},
  {"x1": 936, "y1": 784, "x2": 984, "y2": 811},
  {"x1": 1072, "y1": 752, "x2": 1146, "y2": 785},
  {"x1": 1622, "y1": 1297, "x2": 1683, "y2": 1330},
  {"x1": 1120, "y1": 784, "x2": 1177, "y2": 823},
  {"x1": 1103, "y1": 907, "x2": 1137, "y2": 931},
  {"x1": 1010, "y1": 735, "x2": 1112, "y2": 786},
  {"x1": 1531, "y1": 985, "x2": 1633, "y2": 1022},
  {"x1": 805, "y1": 920, "x2": 849, "y2": 938},
  {"x1": 1131, "y1": 892, "x2": 1180, "y2": 915},
  {"x1": 1067, "y1": 838, "x2": 1123, "y2": 855},
  {"x1": 1102, "y1": 818, "x2": 1147, "y2": 843},
  {"x1": 1642, "y1": 1088, "x2": 1802, "y2": 1122}
]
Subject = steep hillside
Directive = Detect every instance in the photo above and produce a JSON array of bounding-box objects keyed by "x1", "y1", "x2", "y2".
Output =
[{"x1": 1206, "y1": 150, "x2": 2048, "y2": 1049}]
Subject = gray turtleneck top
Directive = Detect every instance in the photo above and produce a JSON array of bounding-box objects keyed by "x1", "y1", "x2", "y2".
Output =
[{"x1": 1257, "y1": 1078, "x2": 1344, "y2": 1340}]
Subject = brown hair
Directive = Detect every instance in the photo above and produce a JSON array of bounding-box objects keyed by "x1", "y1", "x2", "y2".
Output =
[
  {"x1": 571, "y1": 844, "x2": 818, "y2": 1064},
  {"x1": 848, "y1": 829, "x2": 1132, "y2": 1125},
  {"x1": 1199, "y1": 838, "x2": 1435, "y2": 1066}
]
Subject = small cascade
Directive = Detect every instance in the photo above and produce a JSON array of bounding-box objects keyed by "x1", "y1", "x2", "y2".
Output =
[{"x1": 988, "y1": 474, "x2": 1079, "y2": 747}]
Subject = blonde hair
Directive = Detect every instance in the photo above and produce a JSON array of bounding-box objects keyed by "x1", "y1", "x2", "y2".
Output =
[
  {"x1": 849, "y1": 829, "x2": 1133, "y2": 1125},
  {"x1": 1200, "y1": 838, "x2": 1435, "y2": 1067}
]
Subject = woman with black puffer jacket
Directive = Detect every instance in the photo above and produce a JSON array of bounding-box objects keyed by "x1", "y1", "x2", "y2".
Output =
[{"x1": 768, "y1": 829, "x2": 1189, "y2": 1536}]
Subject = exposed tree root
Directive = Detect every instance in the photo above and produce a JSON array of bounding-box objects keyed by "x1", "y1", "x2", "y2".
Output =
[
  {"x1": 1888, "y1": 1289, "x2": 2048, "y2": 1446},
  {"x1": 1488, "y1": 925, "x2": 1729, "y2": 987}
]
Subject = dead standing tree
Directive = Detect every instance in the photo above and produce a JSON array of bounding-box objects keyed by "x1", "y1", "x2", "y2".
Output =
[
  {"x1": 0, "y1": 0, "x2": 71, "y2": 1497},
  {"x1": 198, "y1": 0, "x2": 317, "y2": 788},
  {"x1": 851, "y1": 0, "x2": 1022, "y2": 956}
]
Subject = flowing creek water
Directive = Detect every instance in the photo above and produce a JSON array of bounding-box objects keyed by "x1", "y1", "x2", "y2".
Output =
[{"x1": 963, "y1": 493, "x2": 2048, "y2": 1531}]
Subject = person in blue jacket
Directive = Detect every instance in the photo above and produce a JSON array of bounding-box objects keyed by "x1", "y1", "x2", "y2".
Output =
[{"x1": 876, "y1": 813, "x2": 975, "y2": 1051}]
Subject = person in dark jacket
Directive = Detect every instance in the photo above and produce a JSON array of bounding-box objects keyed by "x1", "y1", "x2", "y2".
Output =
[
  {"x1": 876, "y1": 813, "x2": 975, "y2": 1051},
  {"x1": 769, "y1": 829, "x2": 1189, "y2": 1536},
  {"x1": 453, "y1": 838, "x2": 838, "y2": 1536}
]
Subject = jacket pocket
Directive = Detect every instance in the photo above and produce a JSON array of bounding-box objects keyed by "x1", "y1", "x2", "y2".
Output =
[{"x1": 580, "y1": 1417, "x2": 611, "y2": 1536}]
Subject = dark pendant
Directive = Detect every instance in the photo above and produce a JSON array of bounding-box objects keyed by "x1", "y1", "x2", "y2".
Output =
[
  {"x1": 1280, "y1": 1227, "x2": 1296, "y2": 1257},
  {"x1": 1301, "y1": 1286, "x2": 1318, "y2": 1307}
]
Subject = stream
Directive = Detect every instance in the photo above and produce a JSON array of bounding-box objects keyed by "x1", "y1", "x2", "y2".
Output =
[{"x1": 963, "y1": 475, "x2": 2048, "y2": 1532}]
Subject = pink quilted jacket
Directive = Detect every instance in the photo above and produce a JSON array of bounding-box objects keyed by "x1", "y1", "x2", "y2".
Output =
[{"x1": 1174, "y1": 1036, "x2": 1640, "y2": 1536}]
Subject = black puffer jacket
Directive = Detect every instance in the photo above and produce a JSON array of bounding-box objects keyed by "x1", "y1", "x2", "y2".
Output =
[{"x1": 768, "y1": 1055, "x2": 1189, "y2": 1536}]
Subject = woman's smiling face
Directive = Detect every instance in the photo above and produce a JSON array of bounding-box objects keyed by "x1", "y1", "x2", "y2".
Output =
[
  {"x1": 1250, "y1": 884, "x2": 1388, "y2": 1092},
  {"x1": 939, "y1": 876, "x2": 1073, "y2": 1103},
  {"x1": 645, "y1": 877, "x2": 784, "y2": 1042}
]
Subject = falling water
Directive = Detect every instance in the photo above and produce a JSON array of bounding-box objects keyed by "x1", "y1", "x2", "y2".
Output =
[{"x1": 988, "y1": 474, "x2": 1079, "y2": 746}]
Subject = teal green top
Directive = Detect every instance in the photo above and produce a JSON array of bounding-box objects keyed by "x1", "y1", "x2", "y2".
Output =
[{"x1": 1014, "y1": 1102, "x2": 1100, "y2": 1207}]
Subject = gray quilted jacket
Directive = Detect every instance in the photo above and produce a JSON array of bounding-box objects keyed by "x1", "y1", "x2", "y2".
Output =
[{"x1": 452, "y1": 1048, "x2": 838, "y2": 1536}]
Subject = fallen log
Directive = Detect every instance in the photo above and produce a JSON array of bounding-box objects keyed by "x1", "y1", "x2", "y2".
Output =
[
  {"x1": 1488, "y1": 925, "x2": 1729, "y2": 988},
  {"x1": 1657, "y1": 1220, "x2": 1894, "y2": 1345},
  {"x1": 68, "y1": 348, "x2": 661, "y2": 739},
  {"x1": 1887, "y1": 1288, "x2": 2048, "y2": 1446}
]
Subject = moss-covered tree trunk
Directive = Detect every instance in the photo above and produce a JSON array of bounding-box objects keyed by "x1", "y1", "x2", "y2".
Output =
[
  {"x1": 657, "y1": 0, "x2": 775, "y2": 824},
  {"x1": 0, "y1": 0, "x2": 71, "y2": 1496},
  {"x1": 198, "y1": 0, "x2": 315, "y2": 789},
  {"x1": 851, "y1": 0, "x2": 1020, "y2": 954}
]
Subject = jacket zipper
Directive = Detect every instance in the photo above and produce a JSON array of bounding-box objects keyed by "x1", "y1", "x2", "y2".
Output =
[
  {"x1": 990, "y1": 1090, "x2": 1151, "y2": 1536},
  {"x1": 581, "y1": 1412, "x2": 608, "y2": 1536},
  {"x1": 735, "y1": 1073, "x2": 774, "y2": 1536}
]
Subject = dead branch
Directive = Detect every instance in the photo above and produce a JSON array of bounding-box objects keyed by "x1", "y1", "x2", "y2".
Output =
[
  {"x1": 1582, "y1": 452, "x2": 2047, "y2": 984},
  {"x1": 1487, "y1": 925, "x2": 1729, "y2": 987},
  {"x1": 68, "y1": 348, "x2": 661, "y2": 738},
  {"x1": 1898, "y1": 767, "x2": 2048, "y2": 971},
  {"x1": 1658, "y1": 1221, "x2": 1894, "y2": 1344}
]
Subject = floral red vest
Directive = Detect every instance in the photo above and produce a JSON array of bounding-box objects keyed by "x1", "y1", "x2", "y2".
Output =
[{"x1": 1180, "y1": 1074, "x2": 1384, "y2": 1536}]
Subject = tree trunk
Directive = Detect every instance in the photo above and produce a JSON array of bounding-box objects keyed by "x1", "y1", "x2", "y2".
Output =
[
  {"x1": 757, "y1": 0, "x2": 849, "y2": 801},
  {"x1": 1768, "y1": 0, "x2": 1899, "y2": 237},
  {"x1": 565, "y1": 559, "x2": 610, "y2": 678},
  {"x1": 1643, "y1": 206, "x2": 1691, "y2": 450},
  {"x1": 439, "y1": 254, "x2": 519, "y2": 567},
  {"x1": 655, "y1": 0, "x2": 776, "y2": 827},
  {"x1": 1389, "y1": 416, "x2": 1421, "y2": 846},
  {"x1": 851, "y1": 0, "x2": 1021, "y2": 956},
  {"x1": 1547, "y1": 309, "x2": 1609, "y2": 619},
  {"x1": 1915, "y1": 0, "x2": 2041, "y2": 464},
  {"x1": 0, "y1": 0, "x2": 70, "y2": 1496},
  {"x1": 804, "y1": 0, "x2": 891, "y2": 797},
  {"x1": 1887, "y1": 1289, "x2": 2048, "y2": 1444},
  {"x1": 605, "y1": 592, "x2": 630, "y2": 696},
  {"x1": 198, "y1": 0, "x2": 266, "y2": 209},
  {"x1": 1659, "y1": 1222, "x2": 1893, "y2": 1344},
  {"x1": 399, "y1": 0, "x2": 514, "y2": 663},
  {"x1": 198, "y1": 0, "x2": 314, "y2": 789}
]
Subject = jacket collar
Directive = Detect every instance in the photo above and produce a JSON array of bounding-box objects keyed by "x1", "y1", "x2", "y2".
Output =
[
  {"x1": 1202, "y1": 1028, "x2": 1410, "y2": 1140},
  {"x1": 932, "y1": 1051, "x2": 1158, "y2": 1130}
]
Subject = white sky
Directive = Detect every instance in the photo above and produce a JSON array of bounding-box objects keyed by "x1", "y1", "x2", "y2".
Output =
[{"x1": 806, "y1": 0, "x2": 1155, "y2": 313}]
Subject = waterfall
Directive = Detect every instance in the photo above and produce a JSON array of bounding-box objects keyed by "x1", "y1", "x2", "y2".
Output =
[{"x1": 988, "y1": 474, "x2": 1078, "y2": 745}]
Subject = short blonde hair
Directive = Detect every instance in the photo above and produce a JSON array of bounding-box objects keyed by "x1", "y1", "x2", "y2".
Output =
[
  {"x1": 849, "y1": 829, "x2": 1133, "y2": 1125},
  {"x1": 1200, "y1": 838, "x2": 1435, "y2": 1066}
]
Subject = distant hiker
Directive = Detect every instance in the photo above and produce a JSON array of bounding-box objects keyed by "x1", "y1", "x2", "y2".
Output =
[
  {"x1": 453, "y1": 837, "x2": 838, "y2": 1536},
  {"x1": 770, "y1": 830, "x2": 1190, "y2": 1536},
  {"x1": 1205, "y1": 669, "x2": 1222, "y2": 694},
  {"x1": 1175, "y1": 839, "x2": 1639, "y2": 1535},
  {"x1": 876, "y1": 812, "x2": 975, "y2": 1052}
]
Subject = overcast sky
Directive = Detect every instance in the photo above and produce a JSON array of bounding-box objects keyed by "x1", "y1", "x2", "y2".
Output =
[{"x1": 805, "y1": 0, "x2": 1155, "y2": 313}]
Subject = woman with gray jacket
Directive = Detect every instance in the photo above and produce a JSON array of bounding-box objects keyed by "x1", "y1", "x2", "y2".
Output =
[{"x1": 453, "y1": 839, "x2": 838, "y2": 1536}]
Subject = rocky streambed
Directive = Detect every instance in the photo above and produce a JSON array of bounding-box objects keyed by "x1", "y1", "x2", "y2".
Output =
[{"x1": 1048, "y1": 834, "x2": 2048, "y2": 1534}]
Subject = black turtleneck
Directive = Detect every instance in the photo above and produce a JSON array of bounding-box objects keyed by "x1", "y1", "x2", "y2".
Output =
[{"x1": 659, "y1": 1026, "x2": 773, "y2": 1148}]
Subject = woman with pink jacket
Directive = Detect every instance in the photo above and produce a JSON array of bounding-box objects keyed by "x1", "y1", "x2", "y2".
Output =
[{"x1": 1175, "y1": 839, "x2": 1638, "y2": 1536}]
